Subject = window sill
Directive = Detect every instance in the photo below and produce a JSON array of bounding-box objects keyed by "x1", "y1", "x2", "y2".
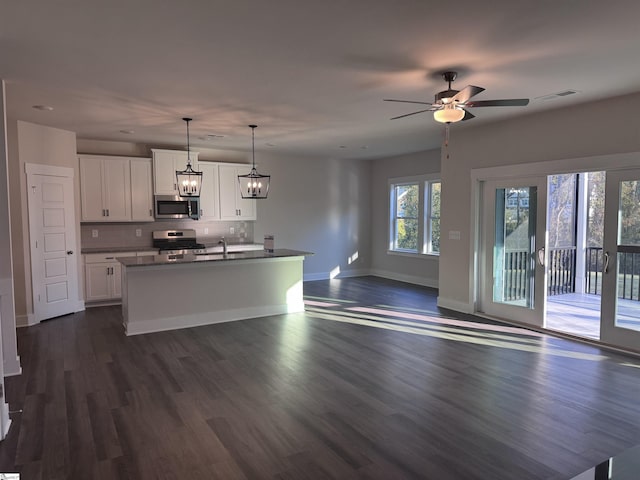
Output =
[{"x1": 387, "y1": 250, "x2": 439, "y2": 260}]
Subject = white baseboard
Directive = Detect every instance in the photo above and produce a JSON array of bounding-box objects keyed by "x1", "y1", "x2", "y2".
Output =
[
  {"x1": 436, "y1": 296, "x2": 473, "y2": 314},
  {"x1": 124, "y1": 303, "x2": 305, "y2": 336},
  {"x1": 369, "y1": 269, "x2": 438, "y2": 289}
]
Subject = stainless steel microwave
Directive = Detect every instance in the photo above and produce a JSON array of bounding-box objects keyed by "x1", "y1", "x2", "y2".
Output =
[{"x1": 154, "y1": 195, "x2": 200, "y2": 220}]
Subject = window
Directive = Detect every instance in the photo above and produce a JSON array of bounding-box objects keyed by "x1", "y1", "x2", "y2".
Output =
[{"x1": 389, "y1": 175, "x2": 441, "y2": 255}]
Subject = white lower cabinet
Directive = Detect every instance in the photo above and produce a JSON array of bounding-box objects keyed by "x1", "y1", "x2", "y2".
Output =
[{"x1": 84, "y1": 252, "x2": 136, "y2": 303}]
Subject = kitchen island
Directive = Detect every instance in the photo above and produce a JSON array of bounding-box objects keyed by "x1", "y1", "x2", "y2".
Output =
[{"x1": 118, "y1": 249, "x2": 311, "y2": 335}]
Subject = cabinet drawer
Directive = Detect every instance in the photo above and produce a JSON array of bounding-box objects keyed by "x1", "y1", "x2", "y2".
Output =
[{"x1": 84, "y1": 252, "x2": 136, "y2": 264}]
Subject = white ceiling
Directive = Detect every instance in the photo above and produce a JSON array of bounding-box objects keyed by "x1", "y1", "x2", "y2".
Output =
[{"x1": 3, "y1": 0, "x2": 640, "y2": 160}]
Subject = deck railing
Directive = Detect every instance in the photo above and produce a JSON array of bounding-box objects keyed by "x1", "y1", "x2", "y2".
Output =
[
  {"x1": 548, "y1": 247, "x2": 577, "y2": 296},
  {"x1": 617, "y1": 246, "x2": 640, "y2": 301},
  {"x1": 502, "y1": 247, "x2": 577, "y2": 300},
  {"x1": 503, "y1": 250, "x2": 529, "y2": 301},
  {"x1": 585, "y1": 247, "x2": 603, "y2": 295},
  {"x1": 585, "y1": 246, "x2": 640, "y2": 300}
]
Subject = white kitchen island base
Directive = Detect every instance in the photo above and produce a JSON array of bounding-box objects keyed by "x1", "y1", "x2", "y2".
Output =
[{"x1": 120, "y1": 251, "x2": 308, "y2": 336}]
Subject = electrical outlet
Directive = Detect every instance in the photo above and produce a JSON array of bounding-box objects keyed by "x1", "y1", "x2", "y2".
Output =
[
  {"x1": 204, "y1": 227, "x2": 209, "y2": 235},
  {"x1": 135, "y1": 228, "x2": 142, "y2": 237},
  {"x1": 230, "y1": 227, "x2": 235, "y2": 234},
  {"x1": 92, "y1": 229, "x2": 98, "y2": 238}
]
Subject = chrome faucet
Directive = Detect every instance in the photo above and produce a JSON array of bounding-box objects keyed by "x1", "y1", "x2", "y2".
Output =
[{"x1": 218, "y1": 237, "x2": 228, "y2": 255}]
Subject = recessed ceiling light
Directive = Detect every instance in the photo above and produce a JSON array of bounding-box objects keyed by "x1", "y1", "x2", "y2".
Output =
[
  {"x1": 265, "y1": 143, "x2": 276, "y2": 147},
  {"x1": 207, "y1": 134, "x2": 225, "y2": 139},
  {"x1": 339, "y1": 145, "x2": 347, "y2": 149},
  {"x1": 119, "y1": 129, "x2": 135, "y2": 134},
  {"x1": 32, "y1": 105, "x2": 53, "y2": 111}
]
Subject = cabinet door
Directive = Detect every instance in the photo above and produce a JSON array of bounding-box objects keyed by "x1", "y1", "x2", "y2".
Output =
[
  {"x1": 103, "y1": 158, "x2": 131, "y2": 221},
  {"x1": 85, "y1": 263, "x2": 111, "y2": 301},
  {"x1": 130, "y1": 159, "x2": 154, "y2": 221},
  {"x1": 218, "y1": 165, "x2": 240, "y2": 220},
  {"x1": 80, "y1": 156, "x2": 106, "y2": 221},
  {"x1": 153, "y1": 152, "x2": 179, "y2": 195},
  {"x1": 198, "y1": 163, "x2": 219, "y2": 219},
  {"x1": 235, "y1": 165, "x2": 257, "y2": 220}
]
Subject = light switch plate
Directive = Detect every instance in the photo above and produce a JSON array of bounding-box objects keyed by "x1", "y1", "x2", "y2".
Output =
[
  {"x1": 92, "y1": 229, "x2": 98, "y2": 238},
  {"x1": 135, "y1": 229, "x2": 142, "y2": 237},
  {"x1": 448, "y1": 230, "x2": 461, "y2": 240}
]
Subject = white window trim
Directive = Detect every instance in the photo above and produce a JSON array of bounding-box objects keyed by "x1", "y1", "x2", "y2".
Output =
[{"x1": 388, "y1": 174, "x2": 441, "y2": 257}]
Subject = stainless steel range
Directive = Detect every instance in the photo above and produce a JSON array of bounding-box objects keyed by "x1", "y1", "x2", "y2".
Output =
[{"x1": 152, "y1": 229, "x2": 206, "y2": 255}]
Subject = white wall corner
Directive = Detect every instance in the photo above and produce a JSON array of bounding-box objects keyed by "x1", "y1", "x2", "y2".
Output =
[
  {"x1": 16, "y1": 313, "x2": 37, "y2": 328},
  {"x1": 3, "y1": 355, "x2": 21, "y2": 377}
]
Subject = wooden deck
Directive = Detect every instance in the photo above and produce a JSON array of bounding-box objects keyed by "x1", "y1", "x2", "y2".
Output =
[{"x1": 546, "y1": 292, "x2": 640, "y2": 339}]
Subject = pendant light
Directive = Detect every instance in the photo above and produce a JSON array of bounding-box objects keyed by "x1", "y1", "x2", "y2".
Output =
[
  {"x1": 238, "y1": 124, "x2": 270, "y2": 199},
  {"x1": 176, "y1": 117, "x2": 203, "y2": 197}
]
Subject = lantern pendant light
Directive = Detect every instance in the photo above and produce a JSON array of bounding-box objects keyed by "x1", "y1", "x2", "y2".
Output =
[
  {"x1": 238, "y1": 125, "x2": 270, "y2": 199},
  {"x1": 176, "y1": 117, "x2": 203, "y2": 197}
]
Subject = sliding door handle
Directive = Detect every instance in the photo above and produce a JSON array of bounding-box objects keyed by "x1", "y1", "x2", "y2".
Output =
[
  {"x1": 537, "y1": 247, "x2": 545, "y2": 267},
  {"x1": 603, "y1": 251, "x2": 610, "y2": 273}
]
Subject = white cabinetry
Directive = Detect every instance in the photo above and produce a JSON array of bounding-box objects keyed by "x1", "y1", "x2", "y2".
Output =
[
  {"x1": 84, "y1": 252, "x2": 136, "y2": 302},
  {"x1": 152, "y1": 149, "x2": 199, "y2": 195},
  {"x1": 79, "y1": 155, "x2": 154, "y2": 223},
  {"x1": 130, "y1": 158, "x2": 154, "y2": 221},
  {"x1": 198, "y1": 162, "x2": 219, "y2": 220},
  {"x1": 79, "y1": 156, "x2": 131, "y2": 222},
  {"x1": 218, "y1": 164, "x2": 256, "y2": 220}
]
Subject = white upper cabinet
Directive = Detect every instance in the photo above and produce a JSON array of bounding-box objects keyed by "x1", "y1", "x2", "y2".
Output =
[
  {"x1": 79, "y1": 155, "x2": 131, "y2": 222},
  {"x1": 218, "y1": 164, "x2": 256, "y2": 220},
  {"x1": 198, "y1": 162, "x2": 219, "y2": 220},
  {"x1": 79, "y1": 155, "x2": 153, "y2": 223},
  {"x1": 152, "y1": 149, "x2": 199, "y2": 196},
  {"x1": 130, "y1": 158, "x2": 154, "y2": 221}
]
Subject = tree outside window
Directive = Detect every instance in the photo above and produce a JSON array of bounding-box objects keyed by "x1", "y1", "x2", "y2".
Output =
[{"x1": 389, "y1": 176, "x2": 440, "y2": 255}]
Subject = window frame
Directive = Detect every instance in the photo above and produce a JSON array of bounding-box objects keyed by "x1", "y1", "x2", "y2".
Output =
[{"x1": 388, "y1": 174, "x2": 441, "y2": 257}]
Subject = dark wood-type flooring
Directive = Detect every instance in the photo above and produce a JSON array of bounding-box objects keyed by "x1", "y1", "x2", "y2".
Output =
[{"x1": 1, "y1": 276, "x2": 640, "y2": 479}]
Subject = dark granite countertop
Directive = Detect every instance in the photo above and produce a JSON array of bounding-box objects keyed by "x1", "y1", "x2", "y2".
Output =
[{"x1": 118, "y1": 249, "x2": 313, "y2": 267}]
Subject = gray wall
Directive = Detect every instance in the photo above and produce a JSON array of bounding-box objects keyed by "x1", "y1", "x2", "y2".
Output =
[
  {"x1": 10, "y1": 121, "x2": 80, "y2": 330},
  {"x1": 370, "y1": 149, "x2": 441, "y2": 287},
  {"x1": 438, "y1": 91, "x2": 640, "y2": 312}
]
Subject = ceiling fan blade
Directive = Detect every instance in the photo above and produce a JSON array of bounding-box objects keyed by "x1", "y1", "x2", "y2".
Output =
[
  {"x1": 384, "y1": 99, "x2": 434, "y2": 106},
  {"x1": 465, "y1": 99, "x2": 530, "y2": 107},
  {"x1": 451, "y1": 85, "x2": 485, "y2": 104},
  {"x1": 461, "y1": 110, "x2": 475, "y2": 121},
  {"x1": 390, "y1": 109, "x2": 435, "y2": 120}
]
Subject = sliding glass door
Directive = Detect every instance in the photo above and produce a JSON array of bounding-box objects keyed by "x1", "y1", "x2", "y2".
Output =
[
  {"x1": 479, "y1": 178, "x2": 548, "y2": 327},
  {"x1": 600, "y1": 169, "x2": 640, "y2": 350}
]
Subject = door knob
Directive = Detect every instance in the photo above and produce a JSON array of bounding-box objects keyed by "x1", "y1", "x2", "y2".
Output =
[{"x1": 67, "y1": 250, "x2": 74, "y2": 255}]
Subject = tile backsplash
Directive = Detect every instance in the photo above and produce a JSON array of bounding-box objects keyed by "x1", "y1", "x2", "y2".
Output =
[{"x1": 81, "y1": 220, "x2": 254, "y2": 249}]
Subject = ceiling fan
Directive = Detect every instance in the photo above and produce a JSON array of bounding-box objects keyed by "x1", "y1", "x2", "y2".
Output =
[{"x1": 384, "y1": 71, "x2": 529, "y2": 123}]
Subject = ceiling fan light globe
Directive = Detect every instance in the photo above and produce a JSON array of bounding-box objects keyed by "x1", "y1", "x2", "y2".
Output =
[{"x1": 434, "y1": 107, "x2": 465, "y2": 123}]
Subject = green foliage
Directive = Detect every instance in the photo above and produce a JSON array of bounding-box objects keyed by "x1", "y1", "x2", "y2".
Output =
[{"x1": 396, "y1": 184, "x2": 419, "y2": 250}]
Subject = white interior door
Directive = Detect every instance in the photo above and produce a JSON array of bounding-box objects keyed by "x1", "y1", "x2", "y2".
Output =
[
  {"x1": 478, "y1": 177, "x2": 548, "y2": 327},
  {"x1": 26, "y1": 164, "x2": 80, "y2": 322},
  {"x1": 600, "y1": 168, "x2": 640, "y2": 349}
]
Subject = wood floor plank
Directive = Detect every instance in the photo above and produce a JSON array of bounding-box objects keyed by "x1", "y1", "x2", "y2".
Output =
[{"x1": 1, "y1": 276, "x2": 640, "y2": 479}]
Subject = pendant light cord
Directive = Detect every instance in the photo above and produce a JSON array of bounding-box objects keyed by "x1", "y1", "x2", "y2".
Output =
[{"x1": 183, "y1": 117, "x2": 192, "y2": 167}]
